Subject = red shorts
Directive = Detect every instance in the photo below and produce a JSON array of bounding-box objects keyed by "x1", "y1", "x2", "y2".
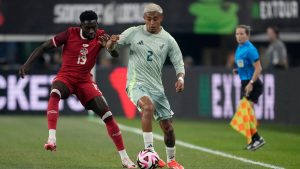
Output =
[{"x1": 53, "y1": 74, "x2": 103, "y2": 107}]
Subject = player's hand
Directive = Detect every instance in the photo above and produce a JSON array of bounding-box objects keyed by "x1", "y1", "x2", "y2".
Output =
[
  {"x1": 106, "y1": 35, "x2": 119, "y2": 51},
  {"x1": 19, "y1": 64, "x2": 30, "y2": 78},
  {"x1": 98, "y1": 34, "x2": 110, "y2": 47},
  {"x1": 175, "y1": 78, "x2": 184, "y2": 92},
  {"x1": 110, "y1": 35, "x2": 119, "y2": 43},
  {"x1": 245, "y1": 83, "x2": 253, "y2": 97}
]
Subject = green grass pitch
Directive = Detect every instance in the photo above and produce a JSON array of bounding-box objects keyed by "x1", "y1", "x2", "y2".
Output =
[{"x1": 0, "y1": 116, "x2": 299, "y2": 169}]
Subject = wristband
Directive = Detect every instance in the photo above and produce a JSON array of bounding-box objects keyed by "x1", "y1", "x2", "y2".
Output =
[
  {"x1": 106, "y1": 45, "x2": 116, "y2": 52},
  {"x1": 250, "y1": 80, "x2": 254, "y2": 84}
]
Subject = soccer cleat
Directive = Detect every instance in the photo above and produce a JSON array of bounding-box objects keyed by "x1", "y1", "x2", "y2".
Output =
[
  {"x1": 151, "y1": 150, "x2": 166, "y2": 168},
  {"x1": 250, "y1": 137, "x2": 266, "y2": 151},
  {"x1": 44, "y1": 137, "x2": 56, "y2": 151},
  {"x1": 122, "y1": 157, "x2": 137, "y2": 168},
  {"x1": 245, "y1": 140, "x2": 254, "y2": 150},
  {"x1": 158, "y1": 158, "x2": 166, "y2": 168},
  {"x1": 167, "y1": 160, "x2": 184, "y2": 169}
]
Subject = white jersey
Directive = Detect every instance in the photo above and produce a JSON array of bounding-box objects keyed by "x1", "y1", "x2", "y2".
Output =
[{"x1": 116, "y1": 25, "x2": 185, "y2": 92}]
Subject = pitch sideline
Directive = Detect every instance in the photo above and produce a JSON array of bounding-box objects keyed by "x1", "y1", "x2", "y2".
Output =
[{"x1": 90, "y1": 118, "x2": 284, "y2": 169}]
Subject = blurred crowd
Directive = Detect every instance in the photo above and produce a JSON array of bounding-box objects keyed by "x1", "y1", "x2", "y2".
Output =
[{"x1": 0, "y1": 26, "x2": 293, "y2": 71}]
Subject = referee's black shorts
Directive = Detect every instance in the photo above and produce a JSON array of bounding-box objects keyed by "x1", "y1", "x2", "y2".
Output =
[{"x1": 240, "y1": 79, "x2": 263, "y2": 104}]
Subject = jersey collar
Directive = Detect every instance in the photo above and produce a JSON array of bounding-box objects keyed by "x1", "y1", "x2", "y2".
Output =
[
  {"x1": 239, "y1": 40, "x2": 250, "y2": 47},
  {"x1": 143, "y1": 25, "x2": 163, "y2": 35},
  {"x1": 80, "y1": 29, "x2": 87, "y2": 40}
]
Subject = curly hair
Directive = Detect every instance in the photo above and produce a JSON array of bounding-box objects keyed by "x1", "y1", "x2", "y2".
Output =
[{"x1": 79, "y1": 10, "x2": 98, "y2": 23}]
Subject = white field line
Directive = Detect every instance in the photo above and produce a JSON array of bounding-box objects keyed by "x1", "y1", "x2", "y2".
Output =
[{"x1": 90, "y1": 119, "x2": 284, "y2": 169}]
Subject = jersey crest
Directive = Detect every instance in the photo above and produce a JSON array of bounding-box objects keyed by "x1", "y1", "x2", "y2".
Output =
[{"x1": 80, "y1": 47, "x2": 88, "y2": 55}]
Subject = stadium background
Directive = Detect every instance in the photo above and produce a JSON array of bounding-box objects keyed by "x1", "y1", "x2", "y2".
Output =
[
  {"x1": 1, "y1": 0, "x2": 299, "y2": 124},
  {"x1": 0, "y1": 0, "x2": 300, "y2": 169}
]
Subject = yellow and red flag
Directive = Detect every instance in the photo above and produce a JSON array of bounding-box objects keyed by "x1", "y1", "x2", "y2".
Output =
[{"x1": 230, "y1": 97, "x2": 257, "y2": 143}]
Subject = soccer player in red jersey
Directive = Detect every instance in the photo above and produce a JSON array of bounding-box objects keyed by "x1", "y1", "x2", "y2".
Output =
[{"x1": 18, "y1": 10, "x2": 136, "y2": 168}]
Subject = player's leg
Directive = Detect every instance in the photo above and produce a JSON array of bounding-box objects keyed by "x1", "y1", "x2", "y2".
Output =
[
  {"x1": 243, "y1": 79, "x2": 265, "y2": 151},
  {"x1": 86, "y1": 96, "x2": 125, "y2": 151},
  {"x1": 248, "y1": 80, "x2": 265, "y2": 151},
  {"x1": 137, "y1": 96, "x2": 155, "y2": 149},
  {"x1": 247, "y1": 101, "x2": 265, "y2": 151},
  {"x1": 78, "y1": 82, "x2": 136, "y2": 168},
  {"x1": 85, "y1": 96, "x2": 136, "y2": 168},
  {"x1": 151, "y1": 92, "x2": 183, "y2": 169},
  {"x1": 137, "y1": 96, "x2": 167, "y2": 168},
  {"x1": 45, "y1": 80, "x2": 71, "y2": 151},
  {"x1": 159, "y1": 119, "x2": 183, "y2": 169},
  {"x1": 159, "y1": 119, "x2": 175, "y2": 160},
  {"x1": 126, "y1": 85, "x2": 166, "y2": 167},
  {"x1": 127, "y1": 85, "x2": 155, "y2": 151}
]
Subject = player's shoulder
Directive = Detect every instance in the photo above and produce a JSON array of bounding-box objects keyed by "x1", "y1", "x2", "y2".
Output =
[
  {"x1": 125, "y1": 25, "x2": 141, "y2": 33},
  {"x1": 160, "y1": 27, "x2": 172, "y2": 37},
  {"x1": 246, "y1": 42, "x2": 259, "y2": 56},
  {"x1": 66, "y1": 27, "x2": 80, "y2": 33},
  {"x1": 136, "y1": 25, "x2": 144, "y2": 30},
  {"x1": 120, "y1": 26, "x2": 141, "y2": 39},
  {"x1": 63, "y1": 27, "x2": 82, "y2": 40},
  {"x1": 96, "y1": 29, "x2": 106, "y2": 36},
  {"x1": 62, "y1": 27, "x2": 81, "y2": 38},
  {"x1": 161, "y1": 28, "x2": 177, "y2": 43},
  {"x1": 247, "y1": 41, "x2": 258, "y2": 50},
  {"x1": 53, "y1": 27, "x2": 79, "y2": 42},
  {"x1": 250, "y1": 44, "x2": 258, "y2": 52}
]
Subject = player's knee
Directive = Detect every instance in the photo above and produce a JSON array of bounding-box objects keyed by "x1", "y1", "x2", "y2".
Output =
[
  {"x1": 94, "y1": 105, "x2": 110, "y2": 117},
  {"x1": 50, "y1": 89, "x2": 61, "y2": 98},
  {"x1": 142, "y1": 105, "x2": 154, "y2": 120},
  {"x1": 142, "y1": 103, "x2": 155, "y2": 114}
]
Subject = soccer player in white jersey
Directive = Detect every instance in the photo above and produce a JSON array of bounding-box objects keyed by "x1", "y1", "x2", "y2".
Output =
[{"x1": 106, "y1": 3, "x2": 185, "y2": 169}]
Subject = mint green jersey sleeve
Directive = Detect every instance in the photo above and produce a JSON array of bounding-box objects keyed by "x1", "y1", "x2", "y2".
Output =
[
  {"x1": 168, "y1": 36, "x2": 185, "y2": 75},
  {"x1": 117, "y1": 26, "x2": 138, "y2": 46}
]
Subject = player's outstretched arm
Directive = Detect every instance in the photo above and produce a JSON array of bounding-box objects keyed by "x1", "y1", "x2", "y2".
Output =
[
  {"x1": 99, "y1": 34, "x2": 119, "y2": 58},
  {"x1": 19, "y1": 39, "x2": 55, "y2": 78},
  {"x1": 105, "y1": 35, "x2": 120, "y2": 58}
]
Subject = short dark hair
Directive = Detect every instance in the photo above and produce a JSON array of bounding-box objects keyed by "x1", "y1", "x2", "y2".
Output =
[
  {"x1": 268, "y1": 26, "x2": 280, "y2": 38},
  {"x1": 237, "y1": 25, "x2": 251, "y2": 36},
  {"x1": 80, "y1": 10, "x2": 98, "y2": 23}
]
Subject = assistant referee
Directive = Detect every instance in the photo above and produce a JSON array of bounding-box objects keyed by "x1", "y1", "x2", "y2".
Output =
[{"x1": 234, "y1": 25, "x2": 266, "y2": 151}]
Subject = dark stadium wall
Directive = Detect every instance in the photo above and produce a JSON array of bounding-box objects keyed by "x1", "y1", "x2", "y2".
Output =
[
  {"x1": 1, "y1": 67, "x2": 300, "y2": 125},
  {"x1": 0, "y1": 0, "x2": 299, "y2": 35}
]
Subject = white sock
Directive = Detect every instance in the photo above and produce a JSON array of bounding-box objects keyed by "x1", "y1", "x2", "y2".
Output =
[
  {"x1": 49, "y1": 129, "x2": 56, "y2": 138},
  {"x1": 143, "y1": 132, "x2": 154, "y2": 150},
  {"x1": 118, "y1": 149, "x2": 129, "y2": 160},
  {"x1": 166, "y1": 147, "x2": 176, "y2": 163}
]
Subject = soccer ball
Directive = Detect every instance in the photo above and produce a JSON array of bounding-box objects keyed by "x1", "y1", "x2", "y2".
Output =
[{"x1": 137, "y1": 149, "x2": 159, "y2": 169}]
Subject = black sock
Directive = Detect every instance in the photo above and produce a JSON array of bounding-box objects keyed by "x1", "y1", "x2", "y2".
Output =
[{"x1": 252, "y1": 132, "x2": 260, "y2": 141}]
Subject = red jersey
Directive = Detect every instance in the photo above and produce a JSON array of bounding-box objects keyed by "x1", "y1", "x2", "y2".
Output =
[{"x1": 52, "y1": 27, "x2": 105, "y2": 80}]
